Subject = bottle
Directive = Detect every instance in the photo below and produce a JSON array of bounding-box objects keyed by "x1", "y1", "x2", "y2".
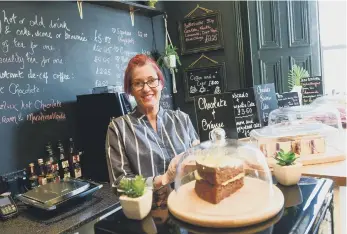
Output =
[
  {"x1": 37, "y1": 159, "x2": 47, "y2": 185},
  {"x1": 45, "y1": 142, "x2": 60, "y2": 182},
  {"x1": 45, "y1": 161, "x2": 54, "y2": 183},
  {"x1": 69, "y1": 138, "x2": 82, "y2": 178},
  {"x1": 28, "y1": 163, "x2": 39, "y2": 189},
  {"x1": 57, "y1": 140, "x2": 70, "y2": 179}
]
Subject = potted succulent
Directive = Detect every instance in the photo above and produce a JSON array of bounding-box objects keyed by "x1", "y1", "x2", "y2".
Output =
[
  {"x1": 273, "y1": 150, "x2": 302, "y2": 186},
  {"x1": 157, "y1": 44, "x2": 182, "y2": 72},
  {"x1": 288, "y1": 64, "x2": 310, "y2": 105},
  {"x1": 118, "y1": 175, "x2": 153, "y2": 220}
]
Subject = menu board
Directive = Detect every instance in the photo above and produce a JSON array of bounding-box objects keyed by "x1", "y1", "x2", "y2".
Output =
[
  {"x1": 254, "y1": 83, "x2": 278, "y2": 126},
  {"x1": 276, "y1": 92, "x2": 300, "y2": 108},
  {"x1": 194, "y1": 93, "x2": 236, "y2": 141},
  {"x1": 179, "y1": 12, "x2": 224, "y2": 55},
  {"x1": 230, "y1": 88, "x2": 261, "y2": 138},
  {"x1": 0, "y1": 1, "x2": 169, "y2": 174},
  {"x1": 184, "y1": 63, "x2": 225, "y2": 102},
  {"x1": 301, "y1": 76, "x2": 323, "y2": 105}
]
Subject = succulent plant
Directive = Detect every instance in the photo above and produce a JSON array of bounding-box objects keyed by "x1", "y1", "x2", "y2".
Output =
[
  {"x1": 118, "y1": 175, "x2": 146, "y2": 198},
  {"x1": 274, "y1": 149, "x2": 298, "y2": 166}
]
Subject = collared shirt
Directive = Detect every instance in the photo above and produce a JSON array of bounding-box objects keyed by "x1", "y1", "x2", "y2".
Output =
[{"x1": 105, "y1": 106, "x2": 199, "y2": 186}]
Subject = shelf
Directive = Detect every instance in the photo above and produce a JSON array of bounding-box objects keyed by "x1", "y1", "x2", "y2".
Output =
[{"x1": 90, "y1": 1, "x2": 165, "y2": 18}]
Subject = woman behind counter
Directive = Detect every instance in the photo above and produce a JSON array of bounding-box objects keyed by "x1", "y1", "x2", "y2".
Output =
[{"x1": 106, "y1": 54, "x2": 199, "y2": 191}]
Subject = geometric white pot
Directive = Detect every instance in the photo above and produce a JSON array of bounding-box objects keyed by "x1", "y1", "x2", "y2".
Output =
[
  {"x1": 291, "y1": 85, "x2": 303, "y2": 105},
  {"x1": 163, "y1": 55, "x2": 176, "y2": 69},
  {"x1": 119, "y1": 189, "x2": 153, "y2": 220},
  {"x1": 273, "y1": 162, "x2": 302, "y2": 186}
]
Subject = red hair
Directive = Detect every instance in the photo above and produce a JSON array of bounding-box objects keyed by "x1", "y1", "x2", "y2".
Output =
[{"x1": 124, "y1": 54, "x2": 165, "y2": 94}]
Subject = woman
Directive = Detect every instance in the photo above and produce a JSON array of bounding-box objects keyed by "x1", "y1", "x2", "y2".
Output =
[{"x1": 106, "y1": 54, "x2": 199, "y2": 190}]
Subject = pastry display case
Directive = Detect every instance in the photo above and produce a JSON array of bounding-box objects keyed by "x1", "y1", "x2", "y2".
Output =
[
  {"x1": 168, "y1": 128, "x2": 284, "y2": 228},
  {"x1": 267, "y1": 105, "x2": 343, "y2": 130},
  {"x1": 249, "y1": 120, "x2": 345, "y2": 165},
  {"x1": 311, "y1": 94, "x2": 347, "y2": 128}
]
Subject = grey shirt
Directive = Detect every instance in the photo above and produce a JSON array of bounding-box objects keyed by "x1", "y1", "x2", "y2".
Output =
[{"x1": 106, "y1": 106, "x2": 199, "y2": 187}]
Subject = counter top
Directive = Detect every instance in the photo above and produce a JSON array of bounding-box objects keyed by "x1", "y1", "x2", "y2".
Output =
[
  {"x1": 0, "y1": 183, "x2": 119, "y2": 234},
  {"x1": 94, "y1": 177, "x2": 334, "y2": 234}
]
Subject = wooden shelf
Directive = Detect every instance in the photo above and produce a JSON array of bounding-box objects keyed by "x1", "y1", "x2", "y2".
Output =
[{"x1": 89, "y1": 1, "x2": 165, "y2": 18}]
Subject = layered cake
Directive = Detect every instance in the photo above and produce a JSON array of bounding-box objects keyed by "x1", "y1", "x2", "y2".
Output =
[{"x1": 194, "y1": 155, "x2": 244, "y2": 204}]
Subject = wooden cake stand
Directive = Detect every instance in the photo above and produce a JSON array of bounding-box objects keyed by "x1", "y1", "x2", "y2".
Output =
[{"x1": 168, "y1": 177, "x2": 284, "y2": 228}]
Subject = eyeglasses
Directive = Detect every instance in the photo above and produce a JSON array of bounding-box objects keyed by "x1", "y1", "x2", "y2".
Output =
[{"x1": 132, "y1": 78, "x2": 160, "y2": 91}]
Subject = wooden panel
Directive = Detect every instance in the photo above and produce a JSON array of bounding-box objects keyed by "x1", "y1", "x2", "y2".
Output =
[
  {"x1": 289, "y1": 55, "x2": 313, "y2": 75},
  {"x1": 256, "y1": 1, "x2": 281, "y2": 49},
  {"x1": 259, "y1": 57, "x2": 284, "y2": 93},
  {"x1": 287, "y1": 0, "x2": 310, "y2": 47}
]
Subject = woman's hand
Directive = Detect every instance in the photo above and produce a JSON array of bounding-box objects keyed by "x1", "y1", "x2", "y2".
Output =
[{"x1": 153, "y1": 153, "x2": 183, "y2": 188}]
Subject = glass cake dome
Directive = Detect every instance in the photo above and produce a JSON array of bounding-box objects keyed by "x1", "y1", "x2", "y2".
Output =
[
  {"x1": 267, "y1": 105, "x2": 343, "y2": 130},
  {"x1": 311, "y1": 94, "x2": 347, "y2": 129},
  {"x1": 168, "y1": 128, "x2": 284, "y2": 228}
]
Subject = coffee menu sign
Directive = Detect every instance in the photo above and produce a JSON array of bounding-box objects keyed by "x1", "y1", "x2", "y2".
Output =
[
  {"x1": 254, "y1": 83, "x2": 278, "y2": 126},
  {"x1": 231, "y1": 88, "x2": 261, "y2": 138},
  {"x1": 179, "y1": 12, "x2": 224, "y2": 55},
  {"x1": 301, "y1": 76, "x2": 323, "y2": 105},
  {"x1": 194, "y1": 93, "x2": 236, "y2": 142},
  {"x1": 185, "y1": 63, "x2": 226, "y2": 102},
  {"x1": 276, "y1": 92, "x2": 300, "y2": 108}
]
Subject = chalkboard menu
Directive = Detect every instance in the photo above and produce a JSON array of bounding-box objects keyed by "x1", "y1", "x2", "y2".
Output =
[
  {"x1": 194, "y1": 93, "x2": 236, "y2": 142},
  {"x1": 301, "y1": 76, "x2": 323, "y2": 105},
  {"x1": 230, "y1": 88, "x2": 261, "y2": 139},
  {"x1": 179, "y1": 12, "x2": 224, "y2": 55},
  {"x1": 254, "y1": 83, "x2": 278, "y2": 126},
  {"x1": 276, "y1": 92, "x2": 300, "y2": 108},
  {"x1": 0, "y1": 2, "x2": 169, "y2": 174},
  {"x1": 184, "y1": 63, "x2": 226, "y2": 102}
]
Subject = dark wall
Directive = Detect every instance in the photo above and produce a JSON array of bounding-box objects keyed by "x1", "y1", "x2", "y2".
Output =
[{"x1": 162, "y1": 1, "x2": 250, "y2": 129}]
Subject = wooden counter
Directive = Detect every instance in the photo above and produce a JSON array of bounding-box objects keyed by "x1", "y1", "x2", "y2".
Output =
[{"x1": 301, "y1": 160, "x2": 346, "y2": 186}]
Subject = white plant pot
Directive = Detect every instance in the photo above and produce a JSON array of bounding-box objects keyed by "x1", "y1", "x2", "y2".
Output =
[
  {"x1": 273, "y1": 163, "x2": 302, "y2": 186},
  {"x1": 163, "y1": 55, "x2": 176, "y2": 69},
  {"x1": 291, "y1": 85, "x2": 302, "y2": 105},
  {"x1": 119, "y1": 189, "x2": 153, "y2": 220}
]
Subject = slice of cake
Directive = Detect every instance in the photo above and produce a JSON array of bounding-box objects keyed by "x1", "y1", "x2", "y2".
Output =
[{"x1": 194, "y1": 155, "x2": 244, "y2": 204}]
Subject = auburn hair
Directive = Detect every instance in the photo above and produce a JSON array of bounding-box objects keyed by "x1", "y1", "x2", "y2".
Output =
[{"x1": 124, "y1": 54, "x2": 165, "y2": 94}]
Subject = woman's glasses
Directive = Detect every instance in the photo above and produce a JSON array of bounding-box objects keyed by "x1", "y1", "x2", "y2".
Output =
[{"x1": 132, "y1": 78, "x2": 160, "y2": 91}]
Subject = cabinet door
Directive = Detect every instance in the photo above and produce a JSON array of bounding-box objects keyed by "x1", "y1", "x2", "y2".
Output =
[{"x1": 247, "y1": 0, "x2": 321, "y2": 93}]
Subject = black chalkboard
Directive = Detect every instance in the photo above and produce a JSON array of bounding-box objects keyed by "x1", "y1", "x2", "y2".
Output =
[
  {"x1": 179, "y1": 12, "x2": 224, "y2": 55},
  {"x1": 301, "y1": 76, "x2": 323, "y2": 105},
  {"x1": 0, "y1": 2, "x2": 168, "y2": 174},
  {"x1": 184, "y1": 63, "x2": 226, "y2": 102},
  {"x1": 194, "y1": 93, "x2": 236, "y2": 142},
  {"x1": 254, "y1": 83, "x2": 278, "y2": 126},
  {"x1": 276, "y1": 92, "x2": 300, "y2": 108},
  {"x1": 230, "y1": 88, "x2": 261, "y2": 139}
]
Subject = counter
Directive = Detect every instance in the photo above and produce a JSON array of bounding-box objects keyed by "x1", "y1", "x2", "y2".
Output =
[
  {"x1": 95, "y1": 177, "x2": 334, "y2": 234},
  {"x1": 0, "y1": 184, "x2": 120, "y2": 234}
]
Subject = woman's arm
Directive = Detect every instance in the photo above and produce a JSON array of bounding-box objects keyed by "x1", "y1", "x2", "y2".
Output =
[
  {"x1": 106, "y1": 119, "x2": 161, "y2": 192},
  {"x1": 185, "y1": 113, "x2": 200, "y2": 146},
  {"x1": 106, "y1": 120, "x2": 135, "y2": 190}
]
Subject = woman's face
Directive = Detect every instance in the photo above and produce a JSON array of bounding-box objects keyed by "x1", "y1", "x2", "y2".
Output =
[{"x1": 130, "y1": 64, "x2": 163, "y2": 111}]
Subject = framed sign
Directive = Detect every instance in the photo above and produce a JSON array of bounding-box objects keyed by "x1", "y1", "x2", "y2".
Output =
[
  {"x1": 230, "y1": 88, "x2": 261, "y2": 139},
  {"x1": 179, "y1": 12, "x2": 224, "y2": 55},
  {"x1": 184, "y1": 63, "x2": 226, "y2": 102},
  {"x1": 253, "y1": 83, "x2": 278, "y2": 126},
  {"x1": 194, "y1": 93, "x2": 237, "y2": 142},
  {"x1": 300, "y1": 76, "x2": 323, "y2": 105},
  {"x1": 276, "y1": 92, "x2": 300, "y2": 108}
]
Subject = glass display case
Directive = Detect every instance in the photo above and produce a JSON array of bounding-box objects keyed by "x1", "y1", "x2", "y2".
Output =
[
  {"x1": 168, "y1": 128, "x2": 284, "y2": 228},
  {"x1": 268, "y1": 105, "x2": 343, "y2": 130},
  {"x1": 311, "y1": 94, "x2": 347, "y2": 128},
  {"x1": 249, "y1": 121, "x2": 345, "y2": 159}
]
